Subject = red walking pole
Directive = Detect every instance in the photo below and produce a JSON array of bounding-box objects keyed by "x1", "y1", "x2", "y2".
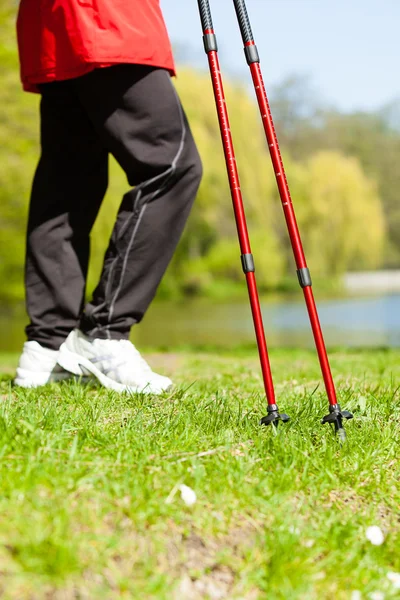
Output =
[
  {"x1": 231, "y1": 0, "x2": 353, "y2": 439},
  {"x1": 196, "y1": 0, "x2": 289, "y2": 427}
]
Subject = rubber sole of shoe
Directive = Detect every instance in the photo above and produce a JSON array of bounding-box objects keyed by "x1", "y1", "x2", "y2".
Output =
[
  {"x1": 57, "y1": 346, "x2": 172, "y2": 395},
  {"x1": 14, "y1": 368, "x2": 74, "y2": 388}
]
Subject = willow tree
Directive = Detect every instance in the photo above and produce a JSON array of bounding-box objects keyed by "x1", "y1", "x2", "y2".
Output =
[{"x1": 282, "y1": 151, "x2": 385, "y2": 277}]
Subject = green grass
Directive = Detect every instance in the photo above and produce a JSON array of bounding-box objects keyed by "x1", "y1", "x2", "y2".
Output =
[{"x1": 0, "y1": 347, "x2": 399, "y2": 599}]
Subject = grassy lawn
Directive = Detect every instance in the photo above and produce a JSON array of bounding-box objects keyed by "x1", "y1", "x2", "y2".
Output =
[{"x1": 0, "y1": 347, "x2": 399, "y2": 599}]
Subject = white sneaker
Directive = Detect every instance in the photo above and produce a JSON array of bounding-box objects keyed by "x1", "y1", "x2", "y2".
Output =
[
  {"x1": 14, "y1": 341, "x2": 72, "y2": 388},
  {"x1": 58, "y1": 329, "x2": 173, "y2": 395}
]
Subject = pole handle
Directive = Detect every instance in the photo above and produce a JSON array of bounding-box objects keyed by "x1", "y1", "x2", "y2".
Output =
[
  {"x1": 233, "y1": 0, "x2": 254, "y2": 44},
  {"x1": 197, "y1": 0, "x2": 214, "y2": 31}
]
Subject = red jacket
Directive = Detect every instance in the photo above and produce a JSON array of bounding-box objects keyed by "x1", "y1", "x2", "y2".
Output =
[{"x1": 17, "y1": 0, "x2": 175, "y2": 93}]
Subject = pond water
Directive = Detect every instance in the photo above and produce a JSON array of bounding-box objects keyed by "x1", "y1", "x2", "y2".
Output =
[{"x1": 1, "y1": 293, "x2": 400, "y2": 352}]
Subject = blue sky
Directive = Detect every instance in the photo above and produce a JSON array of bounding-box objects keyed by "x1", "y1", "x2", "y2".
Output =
[{"x1": 161, "y1": 0, "x2": 399, "y2": 112}]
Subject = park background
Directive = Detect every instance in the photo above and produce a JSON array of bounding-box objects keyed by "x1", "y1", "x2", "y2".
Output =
[
  {"x1": 1, "y1": 0, "x2": 400, "y2": 351},
  {"x1": 0, "y1": 2, "x2": 400, "y2": 599}
]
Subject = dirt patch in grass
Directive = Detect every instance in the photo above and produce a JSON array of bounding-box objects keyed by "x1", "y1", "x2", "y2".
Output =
[
  {"x1": 31, "y1": 524, "x2": 261, "y2": 599},
  {"x1": 169, "y1": 525, "x2": 259, "y2": 599},
  {"x1": 175, "y1": 568, "x2": 236, "y2": 600}
]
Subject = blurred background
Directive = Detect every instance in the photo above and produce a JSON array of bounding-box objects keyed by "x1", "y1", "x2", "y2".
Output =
[{"x1": 1, "y1": 0, "x2": 399, "y2": 351}]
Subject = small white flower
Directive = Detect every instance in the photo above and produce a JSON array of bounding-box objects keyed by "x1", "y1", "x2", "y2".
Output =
[
  {"x1": 351, "y1": 592, "x2": 362, "y2": 600},
  {"x1": 369, "y1": 592, "x2": 384, "y2": 600},
  {"x1": 387, "y1": 572, "x2": 400, "y2": 590},
  {"x1": 178, "y1": 484, "x2": 197, "y2": 506},
  {"x1": 366, "y1": 526, "x2": 385, "y2": 546}
]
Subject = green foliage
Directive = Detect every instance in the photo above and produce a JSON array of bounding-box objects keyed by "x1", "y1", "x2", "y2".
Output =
[
  {"x1": 0, "y1": 2, "x2": 39, "y2": 303},
  {"x1": 0, "y1": 5, "x2": 388, "y2": 305},
  {"x1": 89, "y1": 70, "x2": 385, "y2": 299},
  {"x1": 271, "y1": 76, "x2": 400, "y2": 267},
  {"x1": 322, "y1": 111, "x2": 400, "y2": 266},
  {"x1": 283, "y1": 151, "x2": 385, "y2": 276}
]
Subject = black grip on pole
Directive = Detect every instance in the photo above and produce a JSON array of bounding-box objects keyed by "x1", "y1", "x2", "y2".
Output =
[
  {"x1": 197, "y1": 0, "x2": 214, "y2": 31},
  {"x1": 233, "y1": 0, "x2": 254, "y2": 44}
]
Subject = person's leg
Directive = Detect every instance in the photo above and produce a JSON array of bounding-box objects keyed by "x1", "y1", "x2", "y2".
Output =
[
  {"x1": 74, "y1": 65, "x2": 202, "y2": 340},
  {"x1": 25, "y1": 81, "x2": 109, "y2": 350}
]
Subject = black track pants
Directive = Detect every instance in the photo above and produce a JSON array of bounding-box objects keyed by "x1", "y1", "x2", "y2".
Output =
[{"x1": 25, "y1": 65, "x2": 202, "y2": 350}]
